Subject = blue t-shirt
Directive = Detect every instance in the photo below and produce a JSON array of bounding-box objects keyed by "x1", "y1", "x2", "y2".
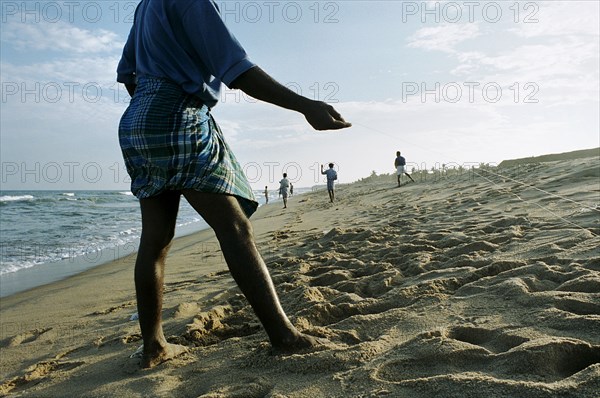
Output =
[
  {"x1": 117, "y1": 0, "x2": 255, "y2": 107},
  {"x1": 395, "y1": 156, "x2": 406, "y2": 167},
  {"x1": 322, "y1": 168, "x2": 337, "y2": 181}
]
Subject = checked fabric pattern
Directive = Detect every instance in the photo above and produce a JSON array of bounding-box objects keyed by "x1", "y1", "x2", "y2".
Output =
[{"x1": 119, "y1": 76, "x2": 258, "y2": 217}]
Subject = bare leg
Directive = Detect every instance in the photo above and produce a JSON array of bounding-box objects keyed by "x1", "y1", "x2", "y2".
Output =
[
  {"x1": 135, "y1": 191, "x2": 188, "y2": 368},
  {"x1": 405, "y1": 172, "x2": 415, "y2": 182},
  {"x1": 182, "y1": 190, "x2": 317, "y2": 350},
  {"x1": 283, "y1": 196, "x2": 287, "y2": 208}
]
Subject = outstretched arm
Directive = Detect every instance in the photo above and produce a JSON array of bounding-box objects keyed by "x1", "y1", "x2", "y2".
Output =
[{"x1": 230, "y1": 66, "x2": 351, "y2": 131}]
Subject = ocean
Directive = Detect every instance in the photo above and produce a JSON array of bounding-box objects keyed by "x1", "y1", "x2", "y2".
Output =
[{"x1": 0, "y1": 188, "x2": 303, "y2": 297}]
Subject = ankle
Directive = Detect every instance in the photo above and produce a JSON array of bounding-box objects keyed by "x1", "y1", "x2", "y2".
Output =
[
  {"x1": 267, "y1": 326, "x2": 302, "y2": 347},
  {"x1": 144, "y1": 335, "x2": 168, "y2": 352}
]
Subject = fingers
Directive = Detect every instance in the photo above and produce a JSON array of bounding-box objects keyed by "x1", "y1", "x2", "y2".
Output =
[
  {"x1": 326, "y1": 105, "x2": 350, "y2": 123},
  {"x1": 324, "y1": 120, "x2": 352, "y2": 130},
  {"x1": 327, "y1": 114, "x2": 352, "y2": 129},
  {"x1": 314, "y1": 123, "x2": 350, "y2": 131},
  {"x1": 310, "y1": 117, "x2": 344, "y2": 130},
  {"x1": 327, "y1": 104, "x2": 343, "y2": 120},
  {"x1": 306, "y1": 101, "x2": 352, "y2": 130},
  {"x1": 326, "y1": 105, "x2": 352, "y2": 129},
  {"x1": 313, "y1": 118, "x2": 351, "y2": 130}
]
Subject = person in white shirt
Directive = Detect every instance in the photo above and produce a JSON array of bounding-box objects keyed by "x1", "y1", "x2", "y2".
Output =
[
  {"x1": 321, "y1": 163, "x2": 337, "y2": 203},
  {"x1": 279, "y1": 173, "x2": 290, "y2": 208}
]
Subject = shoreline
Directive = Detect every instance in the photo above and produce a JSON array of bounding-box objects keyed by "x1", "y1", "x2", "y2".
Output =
[
  {"x1": 0, "y1": 190, "x2": 305, "y2": 299},
  {"x1": 0, "y1": 219, "x2": 208, "y2": 299},
  {"x1": 0, "y1": 194, "x2": 295, "y2": 332}
]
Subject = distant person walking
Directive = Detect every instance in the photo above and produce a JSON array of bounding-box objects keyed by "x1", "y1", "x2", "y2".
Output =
[
  {"x1": 279, "y1": 173, "x2": 290, "y2": 208},
  {"x1": 321, "y1": 163, "x2": 337, "y2": 203},
  {"x1": 264, "y1": 186, "x2": 269, "y2": 204},
  {"x1": 395, "y1": 151, "x2": 414, "y2": 186},
  {"x1": 290, "y1": 183, "x2": 294, "y2": 197}
]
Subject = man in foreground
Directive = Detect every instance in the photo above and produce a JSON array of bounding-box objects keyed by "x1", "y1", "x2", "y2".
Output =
[{"x1": 117, "y1": 0, "x2": 351, "y2": 368}]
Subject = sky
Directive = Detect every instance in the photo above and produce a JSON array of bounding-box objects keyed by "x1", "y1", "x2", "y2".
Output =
[{"x1": 1, "y1": 0, "x2": 599, "y2": 191}]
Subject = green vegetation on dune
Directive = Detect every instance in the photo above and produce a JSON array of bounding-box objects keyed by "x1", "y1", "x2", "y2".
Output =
[{"x1": 498, "y1": 148, "x2": 599, "y2": 168}]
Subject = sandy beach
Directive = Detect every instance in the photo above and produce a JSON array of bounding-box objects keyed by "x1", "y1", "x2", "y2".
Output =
[{"x1": 1, "y1": 151, "x2": 599, "y2": 397}]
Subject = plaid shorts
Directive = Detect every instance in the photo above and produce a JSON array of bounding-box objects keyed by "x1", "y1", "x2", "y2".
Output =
[{"x1": 118, "y1": 76, "x2": 257, "y2": 217}]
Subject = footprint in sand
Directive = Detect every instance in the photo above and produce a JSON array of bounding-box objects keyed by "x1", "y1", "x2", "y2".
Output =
[
  {"x1": 0, "y1": 360, "x2": 85, "y2": 395},
  {"x1": 164, "y1": 279, "x2": 202, "y2": 293},
  {"x1": 446, "y1": 326, "x2": 529, "y2": 354},
  {"x1": 121, "y1": 334, "x2": 142, "y2": 344},
  {"x1": 182, "y1": 304, "x2": 261, "y2": 347},
  {"x1": 373, "y1": 332, "x2": 600, "y2": 385},
  {"x1": 88, "y1": 301, "x2": 135, "y2": 316},
  {"x1": 3, "y1": 327, "x2": 53, "y2": 347},
  {"x1": 444, "y1": 241, "x2": 499, "y2": 257},
  {"x1": 197, "y1": 376, "x2": 273, "y2": 397},
  {"x1": 310, "y1": 269, "x2": 353, "y2": 286},
  {"x1": 296, "y1": 301, "x2": 360, "y2": 327},
  {"x1": 557, "y1": 274, "x2": 600, "y2": 293},
  {"x1": 552, "y1": 297, "x2": 600, "y2": 316}
]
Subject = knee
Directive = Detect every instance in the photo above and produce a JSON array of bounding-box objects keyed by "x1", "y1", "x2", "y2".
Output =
[{"x1": 141, "y1": 227, "x2": 176, "y2": 251}]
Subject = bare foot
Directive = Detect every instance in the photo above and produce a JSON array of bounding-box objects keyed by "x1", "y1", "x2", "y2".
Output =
[
  {"x1": 271, "y1": 332, "x2": 327, "y2": 354},
  {"x1": 141, "y1": 343, "x2": 188, "y2": 369}
]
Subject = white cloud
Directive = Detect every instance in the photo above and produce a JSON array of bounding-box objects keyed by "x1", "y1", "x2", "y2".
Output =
[
  {"x1": 1, "y1": 19, "x2": 122, "y2": 54},
  {"x1": 479, "y1": 36, "x2": 599, "y2": 106},
  {"x1": 451, "y1": 51, "x2": 486, "y2": 75},
  {"x1": 406, "y1": 2, "x2": 599, "y2": 108},
  {"x1": 2, "y1": 56, "x2": 121, "y2": 85},
  {"x1": 214, "y1": 100, "x2": 316, "y2": 149},
  {"x1": 509, "y1": 1, "x2": 599, "y2": 38},
  {"x1": 407, "y1": 23, "x2": 481, "y2": 53},
  {"x1": 479, "y1": 41, "x2": 597, "y2": 77}
]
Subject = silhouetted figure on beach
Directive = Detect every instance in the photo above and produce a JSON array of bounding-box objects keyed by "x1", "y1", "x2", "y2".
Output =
[
  {"x1": 264, "y1": 186, "x2": 269, "y2": 204},
  {"x1": 117, "y1": 0, "x2": 350, "y2": 368},
  {"x1": 279, "y1": 173, "x2": 290, "y2": 209},
  {"x1": 395, "y1": 151, "x2": 414, "y2": 186},
  {"x1": 321, "y1": 163, "x2": 337, "y2": 203}
]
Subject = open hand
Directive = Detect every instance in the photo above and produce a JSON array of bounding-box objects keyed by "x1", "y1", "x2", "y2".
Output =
[{"x1": 304, "y1": 101, "x2": 351, "y2": 131}]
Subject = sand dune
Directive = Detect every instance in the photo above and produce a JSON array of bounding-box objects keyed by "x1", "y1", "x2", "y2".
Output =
[{"x1": 1, "y1": 154, "x2": 598, "y2": 397}]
